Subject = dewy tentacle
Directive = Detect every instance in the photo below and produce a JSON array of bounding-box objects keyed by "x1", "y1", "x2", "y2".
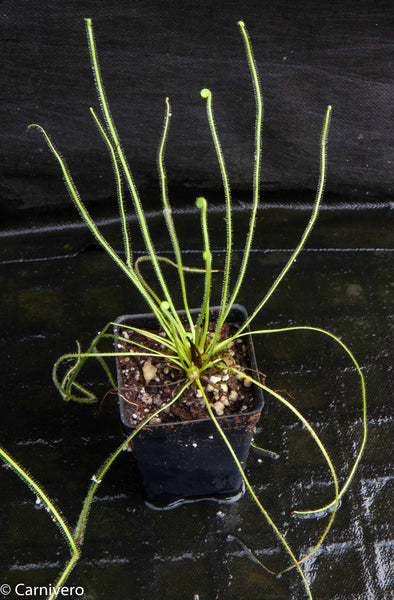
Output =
[
  {"x1": 27, "y1": 124, "x2": 173, "y2": 339},
  {"x1": 244, "y1": 325, "x2": 367, "y2": 514},
  {"x1": 158, "y1": 97, "x2": 195, "y2": 334},
  {"x1": 239, "y1": 105, "x2": 332, "y2": 335},
  {"x1": 89, "y1": 107, "x2": 131, "y2": 266},
  {"x1": 200, "y1": 88, "x2": 233, "y2": 340},
  {"x1": 0, "y1": 446, "x2": 80, "y2": 600},
  {"x1": 85, "y1": 18, "x2": 185, "y2": 336},
  {"x1": 230, "y1": 369, "x2": 339, "y2": 575},
  {"x1": 197, "y1": 378, "x2": 314, "y2": 600},
  {"x1": 221, "y1": 22, "x2": 263, "y2": 323},
  {"x1": 195, "y1": 197, "x2": 213, "y2": 349}
]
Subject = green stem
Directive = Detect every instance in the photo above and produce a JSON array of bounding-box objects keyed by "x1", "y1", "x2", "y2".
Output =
[
  {"x1": 90, "y1": 107, "x2": 131, "y2": 266},
  {"x1": 28, "y1": 124, "x2": 171, "y2": 337},
  {"x1": 195, "y1": 197, "x2": 212, "y2": 349},
  {"x1": 133, "y1": 254, "x2": 220, "y2": 310},
  {"x1": 159, "y1": 302, "x2": 191, "y2": 368},
  {"x1": 242, "y1": 325, "x2": 367, "y2": 514},
  {"x1": 251, "y1": 442, "x2": 279, "y2": 459},
  {"x1": 54, "y1": 347, "x2": 184, "y2": 403},
  {"x1": 73, "y1": 380, "x2": 192, "y2": 545},
  {"x1": 45, "y1": 382, "x2": 191, "y2": 596},
  {"x1": 53, "y1": 322, "x2": 119, "y2": 403},
  {"x1": 85, "y1": 18, "x2": 185, "y2": 336},
  {"x1": 200, "y1": 88, "x2": 232, "y2": 336},
  {"x1": 196, "y1": 380, "x2": 314, "y2": 599},
  {"x1": 0, "y1": 446, "x2": 79, "y2": 600},
  {"x1": 238, "y1": 105, "x2": 332, "y2": 335},
  {"x1": 215, "y1": 21, "x2": 263, "y2": 334},
  {"x1": 231, "y1": 370, "x2": 338, "y2": 576},
  {"x1": 158, "y1": 97, "x2": 194, "y2": 333}
]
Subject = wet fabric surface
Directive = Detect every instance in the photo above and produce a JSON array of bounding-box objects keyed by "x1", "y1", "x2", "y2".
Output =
[{"x1": 0, "y1": 204, "x2": 392, "y2": 599}]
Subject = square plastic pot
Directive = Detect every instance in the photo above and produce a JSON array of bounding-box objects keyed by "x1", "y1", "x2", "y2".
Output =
[{"x1": 114, "y1": 305, "x2": 263, "y2": 506}]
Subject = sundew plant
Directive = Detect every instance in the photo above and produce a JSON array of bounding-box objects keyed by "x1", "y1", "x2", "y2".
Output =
[{"x1": 0, "y1": 19, "x2": 367, "y2": 600}]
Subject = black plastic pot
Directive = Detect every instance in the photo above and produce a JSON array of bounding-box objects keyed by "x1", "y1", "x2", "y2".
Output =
[{"x1": 114, "y1": 305, "x2": 263, "y2": 506}]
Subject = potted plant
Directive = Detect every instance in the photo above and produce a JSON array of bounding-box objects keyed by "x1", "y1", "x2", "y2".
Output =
[{"x1": 19, "y1": 18, "x2": 367, "y2": 599}]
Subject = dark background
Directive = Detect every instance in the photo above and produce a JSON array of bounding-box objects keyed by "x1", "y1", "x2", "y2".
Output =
[
  {"x1": 0, "y1": 0, "x2": 392, "y2": 213},
  {"x1": 0, "y1": 2, "x2": 393, "y2": 599}
]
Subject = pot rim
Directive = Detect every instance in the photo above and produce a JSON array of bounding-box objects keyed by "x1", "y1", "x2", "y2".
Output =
[{"x1": 114, "y1": 304, "x2": 264, "y2": 430}]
